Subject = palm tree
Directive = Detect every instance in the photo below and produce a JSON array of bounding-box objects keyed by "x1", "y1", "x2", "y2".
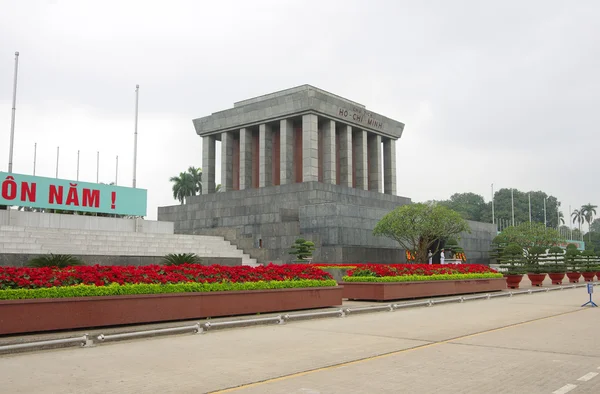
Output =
[
  {"x1": 215, "y1": 184, "x2": 222, "y2": 193},
  {"x1": 169, "y1": 172, "x2": 196, "y2": 204},
  {"x1": 187, "y1": 167, "x2": 202, "y2": 195},
  {"x1": 571, "y1": 209, "x2": 585, "y2": 235},
  {"x1": 582, "y1": 203, "x2": 598, "y2": 242}
]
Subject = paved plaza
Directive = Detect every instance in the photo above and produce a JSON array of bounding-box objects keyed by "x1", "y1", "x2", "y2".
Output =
[{"x1": 1, "y1": 284, "x2": 599, "y2": 394}]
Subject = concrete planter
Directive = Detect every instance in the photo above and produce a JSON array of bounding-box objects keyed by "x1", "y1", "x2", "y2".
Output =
[
  {"x1": 0, "y1": 287, "x2": 343, "y2": 335},
  {"x1": 342, "y1": 278, "x2": 506, "y2": 301}
]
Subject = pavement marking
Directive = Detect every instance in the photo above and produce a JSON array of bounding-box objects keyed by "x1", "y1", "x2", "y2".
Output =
[
  {"x1": 553, "y1": 384, "x2": 577, "y2": 394},
  {"x1": 209, "y1": 308, "x2": 584, "y2": 393},
  {"x1": 577, "y1": 372, "x2": 598, "y2": 381}
]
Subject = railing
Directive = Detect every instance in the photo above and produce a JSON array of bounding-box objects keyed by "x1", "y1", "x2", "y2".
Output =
[{"x1": 1, "y1": 282, "x2": 596, "y2": 354}]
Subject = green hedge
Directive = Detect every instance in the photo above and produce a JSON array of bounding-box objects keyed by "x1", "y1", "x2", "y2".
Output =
[
  {"x1": 0, "y1": 279, "x2": 338, "y2": 300},
  {"x1": 342, "y1": 273, "x2": 503, "y2": 282}
]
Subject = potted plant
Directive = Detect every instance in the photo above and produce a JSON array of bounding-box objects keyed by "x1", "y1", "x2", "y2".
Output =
[
  {"x1": 580, "y1": 250, "x2": 597, "y2": 282},
  {"x1": 289, "y1": 238, "x2": 316, "y2": 263},
  {"x1": 546, "y1": 246, "x2": 566, "y2": 285},
  {"x1": 525, "y1": 245, "x2": 547, "y2": 286},
  {"x1": 499, "y1": 243, "x2": 526, "y2": 289},
  {"x1": 564, "y1": 244, "x2": 582, "y2": 283}
]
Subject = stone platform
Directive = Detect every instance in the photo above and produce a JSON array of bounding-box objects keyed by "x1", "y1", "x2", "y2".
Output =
[{"x1": 158, "y1": 182, "x2": 411, "y2": 264}]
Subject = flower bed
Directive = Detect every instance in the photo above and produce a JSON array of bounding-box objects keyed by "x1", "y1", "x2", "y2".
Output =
[
  {"x1": 0, "y1": 263, "x2": 333, "y2": 291},
  {"x1": 0, "y1": 264, "x2": 342, "y2": 335},
  {"x1": 338, "y1": 264, "x2": 504, "y2": 301}
]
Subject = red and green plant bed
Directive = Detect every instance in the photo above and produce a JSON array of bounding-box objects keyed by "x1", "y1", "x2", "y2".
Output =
[
  {"x1": 0, "y1": 264, "x2": 341, "y2": 335},
  {"x1": 339, "y1": 264, "x2": 504, "y2": 301}
]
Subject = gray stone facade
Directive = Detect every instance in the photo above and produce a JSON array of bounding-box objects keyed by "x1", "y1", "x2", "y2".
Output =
[
  {"x1": 459, "y1": 220, "x2": 497, "y2": 266},
  {"x1": 158, "y1": 182, "x2": 411, "y2": 265},
  {"x1": 0, "y1": 254, "x2": 241, "y2": 268}
]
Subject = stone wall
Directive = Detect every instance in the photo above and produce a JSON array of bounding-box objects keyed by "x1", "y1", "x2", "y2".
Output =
[
  {"x1": 0, "y1": 210, "x2": 174, "y2": 234},
  {"x1": 459, "y1": 220, "x2": 497, "y2": 266},
  {"x1": 158, "y1": 182, "x2": 411, "y2": 264},
  {"x1": 0, "y1": 254, "x2": 240, "y2": 267}
]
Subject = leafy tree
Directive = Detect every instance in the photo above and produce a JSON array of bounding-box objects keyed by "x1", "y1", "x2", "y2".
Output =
[
  {"x1": 438, "y1": 192, "x2": 489, "y2": 222},
  {"x1": 491, "y1": 189, "x2": 562, "y2": 228},
  {"x1": 289, "y1": 238, "x2": 316, "y2": 261},
  {"x1": 591, "y1": 219, "x2": 600, "y2": 233},
  {"x1": 491, "y1": 222, "x2": 563, "y2": 252},
  {"x1": 373, "y1": 203, "x2": 470, "y2": 264}
]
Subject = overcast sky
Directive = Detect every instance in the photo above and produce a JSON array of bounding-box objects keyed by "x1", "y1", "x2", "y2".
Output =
[{"x1": 1, "y1": 0, "x2": 599, "y2": 221}]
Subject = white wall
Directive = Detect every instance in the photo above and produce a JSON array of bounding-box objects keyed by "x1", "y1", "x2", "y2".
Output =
[{"x1": 0, "y1": 210, "x2": 174, "y2": 234}]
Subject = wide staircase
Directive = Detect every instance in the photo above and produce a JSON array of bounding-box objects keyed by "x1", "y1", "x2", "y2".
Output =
[{"x1": 0, "y1": 225, "x2": 258, "y2": 266}]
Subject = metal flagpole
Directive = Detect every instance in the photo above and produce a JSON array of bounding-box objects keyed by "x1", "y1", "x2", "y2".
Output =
[
  {"x1": 55, "y1": 147, "x2": 59, "y2": 178},
  {"x1": 511, "y1": 189, "x2": 515, "y2": 226},
  {"x1": 569, "y1": 205, "x2": 573, "y2": 240},
  {"x1": 133, "y1": 84, "x2": 139, "y2": 188},
  {"x1": 77, "y1": 150, "x2": 80, "y2": 181},
  {"x1": 491, "y1": 183, "x2": 495, "y2": 225},
  {"x1": 8, "y1": 51, "x2": 20, "y2": 173},
  {"x1": 96, "y1": 151, "x2": 100, "y2": 183},
  {"x1": 528, "y1": 193, "x2": 532, "y2": 223},
  {"x1": 33, "y1": 143, "x2": 37, "y2": 176},
  {"x1": 557, "y1": 205, "x2": 560, "y2": 230},
  {"x1": 115, "y1": 155, "x2": 118, "y2": 186},
  {"x1": 543, "y1": 197, "x2": 547, "y2": 228}
]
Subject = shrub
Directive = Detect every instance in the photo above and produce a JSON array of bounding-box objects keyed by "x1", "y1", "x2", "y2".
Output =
[
  {"x1": 343, "y1": 273, "x2": 503, "y2": 282},
  {"x1": 161, "y1": 253, "x2": 202, "y2": 266},
  {"x1": 26, "y1": 254, "x2": 84, "y2": 268},
  {"x1": 289, "y1": 238, "x2": 316, "y2": 261},
  {"x1": 0, "y1": 279, "x2": 338, "y2": 300}
]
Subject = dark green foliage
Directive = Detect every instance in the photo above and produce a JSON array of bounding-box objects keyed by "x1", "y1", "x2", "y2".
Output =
[
  {"x1": 289, "y1": 238, "x2": 316, "y2": 261},
  {"x1": 343, "y1": 273, "x2": 503, "y2": 282},
  {"x1": 546, "y1": 246, "x2": 566, "y2": 273},
  {"x1": 498, "y1": 243, "x2": 525, "y2": 275},
  {"x1": 161, "y1": 253, "x2": 202, "y2": 266},
  {"x1": 26, "y1": 254, "x2": 84, "y2": 268},
  {"x1": 0, "y1": 279, "x2": 338, "y2": 300}
]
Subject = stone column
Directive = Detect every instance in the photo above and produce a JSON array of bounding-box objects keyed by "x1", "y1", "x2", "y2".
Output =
[
  {"x1": 353, "y1": 130, "x2": 368, "y2": 190},
  {"x1": 302, "y1": 114, "x2": 318, "y2": 182},
  {"x1": 322, "y1": 119, "x2": 336, "y2": 184},
  {"x1": 239, "y1": 128, "x2": 253, "y2": 190},
  {"x1": 279, "y1": 119, "x2": 294, "y2": 185},
  {"x1": 202, "y1": 135, "x2": 216, "y2": 194},
  {"x1": 259, "y1": 123, "x2": 272, "y2": 187},
  {"x1": 383, "y1": 138, "x2": 397, "y2": 195},
  {"x1": 338, "y1": 125, "x2": 352, "y2": 188},
  {"x1": 368, "y1": 134, "x2": 382, "y2": 193},
  {"x1": 220, "y1": 131, "x2": 233, "y2": 192}
]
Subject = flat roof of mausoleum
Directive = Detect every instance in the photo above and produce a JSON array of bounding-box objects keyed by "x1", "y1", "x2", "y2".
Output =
[{"x1": 193, "y1": 85, "x2": 405, "y2": 140}]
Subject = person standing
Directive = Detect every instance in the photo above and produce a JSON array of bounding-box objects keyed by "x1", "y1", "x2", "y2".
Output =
[{"x1": 440, "y1": 249, "x2": 445, "y2": 265}]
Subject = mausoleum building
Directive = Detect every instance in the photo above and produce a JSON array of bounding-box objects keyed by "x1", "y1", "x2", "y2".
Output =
[
  {"x1": 196, "y1": 85, "x2": 403, "y2": 196},
  {"x1": 158, "y1": 85, "x2": 494, "y2": 265}
]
